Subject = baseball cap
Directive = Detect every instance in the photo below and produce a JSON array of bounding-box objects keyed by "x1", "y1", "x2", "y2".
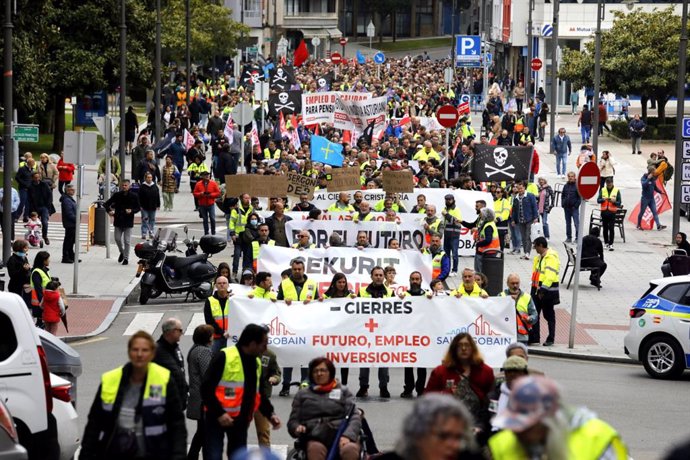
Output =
[
  {"x1": 492, "y1": 375, "x2": 561, "y2": 432},
  {"x1": 241, "y1": 269, "x2": 254, "y2": 278},
  {"x1": 501, "y1": 356, "x2": 528, "y2": 372},
  {"x1": 444, "y1": 194, "x2": 454, "y2": 200}
]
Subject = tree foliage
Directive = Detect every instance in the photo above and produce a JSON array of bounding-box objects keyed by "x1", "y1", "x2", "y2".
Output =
[{"x1": 558, "y1": 7, "x2": 689, "y2": 121}]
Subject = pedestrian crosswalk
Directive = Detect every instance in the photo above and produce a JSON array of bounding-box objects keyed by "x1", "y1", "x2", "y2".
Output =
[
  {"x1": 122, "y1": 312, "x2": 206, "y2": 336},
  {"x1": 10, "y1": 221, "x2": 90, "y2": 245}
]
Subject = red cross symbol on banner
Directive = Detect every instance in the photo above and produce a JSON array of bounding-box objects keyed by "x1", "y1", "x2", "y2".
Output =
[{"x1": 364, "y1": 318, "x2": 379, "y2": 333}]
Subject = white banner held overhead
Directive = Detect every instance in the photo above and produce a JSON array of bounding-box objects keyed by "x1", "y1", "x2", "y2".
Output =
[
  {"x1": 285, "y1": 219, "x2": 425, "y2": 249},
  {"x1": 334, "y1": 95, "x2": 388, "y2": 138},
  {"x1": 227, "y1": 296, "x2": 516, "y2": 368},
  {"x1": 301, "y1": 92, "x2": 338, "y2": 126},
  {"x1": 258, "y1": 246, "x2": 433, "y2": 294}
]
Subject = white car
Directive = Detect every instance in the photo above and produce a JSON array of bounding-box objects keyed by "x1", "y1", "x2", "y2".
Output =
[
  {"x1": 50, "y1": 374, "x2": 79, "y2": 460},
  {"x1": 624, "y1": 275, "x2": 690, "y2": 379}
]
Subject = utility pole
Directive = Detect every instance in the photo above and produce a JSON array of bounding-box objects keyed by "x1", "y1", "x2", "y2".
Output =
[
  {"x1": 526, "y1": 0, "x2": 534, "y2": 108},
  {"x1": 185, "y1": 0, "x2": 191, "y2": 105},
  {"x1": 154, "y1": 0, "x2": 162, "y2": 142},
  {"x1": 478, "y1": 0, "x2": 488, "y2": 109},
  {"x1": 548, "y1": 0, "x2": 559, "y2": 152},
  {"x1": 591, "y1": 0, "x2": 604, "y2": 156},
  {"x1": 672, "y1": 0, "x2": 689, "y2": 239},
  {"x1": 2, "y1": 0, "x2": 13, "y2": 262},
  {"x1": 119, "y1": 0, "x2": 127, "y2": 180},
  {"x1": 451, "y1": 0, "x2": 456, "y2": 80},
  {"x1": 272, "y1": 0, "x2": 278, "y2": 59}
]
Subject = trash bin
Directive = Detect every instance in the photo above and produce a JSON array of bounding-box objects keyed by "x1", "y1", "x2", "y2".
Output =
[
  {"x1": 93, "y1": 200, "x2": 107, "y2": 246},
  {"x1": 38, "y1": 329, "x2": 83, "y2": 407},
  {"x1": 483, "y1": 251, "x2": 505, "y2": 296}
]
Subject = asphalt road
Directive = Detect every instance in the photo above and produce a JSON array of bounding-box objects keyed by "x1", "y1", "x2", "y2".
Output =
[{"x1": 69, "y1": 298, "x2": 690, "y2": 459}]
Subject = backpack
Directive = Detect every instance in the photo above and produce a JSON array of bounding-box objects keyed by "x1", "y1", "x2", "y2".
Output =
[{"x1": 663, "y1": 162, "x2": 674, "y2": 182}]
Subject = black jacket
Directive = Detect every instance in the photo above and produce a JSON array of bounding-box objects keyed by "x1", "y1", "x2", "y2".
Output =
[
  {"x1": 80, "y1": 362, "x2": 187, "y2": 460},
  {"x1": 207, "y1": 116, "x2": 223, "y2": 137},
  {"x1": 60, "y1": 194, "x2": 78, "y2": 228},
  {"x1": 6, "y1": 253, "x2": 30, "y2": 296},
  {"x1": 153, "y1": 337, "x2": 189, "y2": 409},
  {"x1": 561, "y1": 182, "x2": 581, "y2": 209},
  {"x1": 137, "y1": 182, "x2": 161, "y2": 211},
  {"x1": 135, "y1": 159, "x2": 161, "y2": 184},
  {"x1": 104, "y1": 190, "x2": 140, "y2": 228},
  {"x1": 15, "y1": 165, "x2": 33, "y2": 190},
  {"x1": 203, "y1": 292, "x2": 230, "y2": 336},
  {"x1": 28, "y1": 180, "x2": 53, "y2": 212}
]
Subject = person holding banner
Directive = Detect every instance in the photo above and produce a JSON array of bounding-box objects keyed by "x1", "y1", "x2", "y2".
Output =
[
  {"x1": 327, "y1": 192, "x2": 355, "y2": 213},
  {"x1": 422, "y1": 234, "x2": 450, "y2": 282},
  {"x1": 451, "y1": 269, "x2": 489, "y2": 298},
  {"x1": 293, "y1": 231, "x2": 317, "y2": 250},
  {"x1": 353, "y1": 202, "x2": 375, "y2": 222},
  {"x1": 442, "y1": 194, "x2": 463, "y2": 276},
  {"x1": 248, "y1": 272, "x2": 277, "y2": 301},
  {"x1": 400, "y1": 271, "x2": 429, "y2": 399},
  {"x1": 204, "y1": 276, "x2": 233, "y2": 354},
  {"x1": 356, "y1": 266, "x2": 392, "y2": 399},
  {"x1": 499, "y1": 274, "x2": 538, "y2": 344},
  {"x1": 277, "y1": 259, "x2": 321, "y2": 397},
  {"x1": 423, "y1": 206, "x2": 444, "y2": 246},
  {"x1": 252, "y1": 224, "x2": 276, "y2": 272},
  {"x1": 230, "y1": 194, "x2": 254, "y2": 280},
  {"x1": 293, "y1": 194, "x2": 318, "y2": 213}
]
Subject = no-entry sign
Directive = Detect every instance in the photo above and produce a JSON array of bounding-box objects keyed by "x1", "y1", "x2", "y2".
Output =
[
  {"x1": 436, "y1": 105, "x2": 460, "y2": 128},
  {"x1": 339, "y1": 37, "x2": 348, "y2": 46},
  {"x1": 531, "y1": 58, "x2": 543, "y2": 71},
  {"x1": 331, "y1": 52, "x2": 342, "y2": 64},
  {"x1": 577, "y1": 161, "x2": 601, "y2": 200}
]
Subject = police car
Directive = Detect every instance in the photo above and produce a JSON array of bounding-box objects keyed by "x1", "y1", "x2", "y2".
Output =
[{"x1": 624, "y1": 275, "x2": 690, "y2": 379}]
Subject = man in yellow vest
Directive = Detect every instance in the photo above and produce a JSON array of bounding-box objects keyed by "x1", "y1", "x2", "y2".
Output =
[
  {"x1": 248, "y1": 272, "x2": 277, "y2": 300},
  {"x1": 229, "y1": 193, "x2": 253, "y2": 281},
  {"x1": 353, "y1": 201, "x2": 375, "y2": 222},
  {"x1": 263, "y1": 140, "x2": 281, "y2": 160},
  {"x1": 597, "y1": 177, "x2": 621, "y2": 251},
  {"x1": 291, "y1": 230, "x2": 316, "y2": 250},
  {"x1": 422, "y1": 233, "x2": 449, "y2": 281},
  {"x1": 327, "y1": 192, "x2": 355, "y2": 213},
  {"x1": 442, "y1": 194, "x2": 463, "y2": 276},
  {"x1": 204, "y1": 276, "x2": 232, "y2": 353},
  {"x1": 490, "y1": 375, "x2": 628, "y2": 460},
  {"x1": 423, "y1": 205, "x2": 444, "y2": 246},
  {"x1": 201, "y1": 324, "x2": 281, "y2": 459},
  {"x1": 474, "y1": 207, "x2": 500, "y2": 275},
  {"x1": 277, "y1": 258, "x2": 320, "y2": 396},
  {"x1": 500, "y1": 274, "x2": 537, "y2": 343},
  {"x1": 452, "y1": 268, "x2": 489, "y2": 298},
  {"x1": 251, "y1": 223, "x2": 275, "y2": 272},
  {"x1": 530, "y1": 237, "x2": 560, "y2": 346}
]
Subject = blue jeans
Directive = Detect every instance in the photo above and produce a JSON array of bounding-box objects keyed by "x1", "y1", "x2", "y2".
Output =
[
  {"x1": 510, "y1": 223, "x2": 522, "y2": 252},
  {"x1": 199, "y1": 205, "x2": 216, "y2": 235},
  {"x1": 140, "y1": 209, "x2": 156, "y2": 236},
  {"x1": 564, "y1": 207, "x2": 580, "y2": 240},
  {"x1": 443, "y1": 233, "x2": 460, "y2": 272},
  {"x1": 638, "y1": 197, "x2": 660, "y2": 227},
  {"x1": 556, "y1": 153, "x2": 568, "y2": 175},
  {"x1": 580, "y1": 125, "x2": 591, "y2": 143},
  {"x1": 204, "y1": 412, "x2": 248, "y2": 460},
  {"x1": 540, "y1": 212, "x2": 550, "y2": 239}
]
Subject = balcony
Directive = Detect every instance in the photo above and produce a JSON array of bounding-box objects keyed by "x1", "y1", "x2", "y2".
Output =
[{"x1": 284, "y1": 0, "x2": 339, "y2": 29}]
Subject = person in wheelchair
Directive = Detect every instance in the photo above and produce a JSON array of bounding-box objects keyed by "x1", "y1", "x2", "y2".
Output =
[
  {"x1": 661, "y1": 232, "x2": 690, "y2": 277},
  {"x1": 287, "y1": 357, "x2": 361, "y2": 460}
]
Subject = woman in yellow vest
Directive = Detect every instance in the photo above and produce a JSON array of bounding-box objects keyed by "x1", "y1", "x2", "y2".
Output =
[
  {"x1": 30, "y1": 251, "x2": 51, "y2": 328},
  {"x1": 80, "y1": 331, "x2": 187, "y2": 460},
  {"x1": 493, "y1": 187, "x2": 511, "y2": 250},
  {"x1": 490, "y1": 375, "x2": 628, "y2": 460}
]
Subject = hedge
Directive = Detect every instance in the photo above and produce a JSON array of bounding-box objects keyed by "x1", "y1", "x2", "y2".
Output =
[{"x1": 610, "y1": 117, "x2": 677, "y2": 141}]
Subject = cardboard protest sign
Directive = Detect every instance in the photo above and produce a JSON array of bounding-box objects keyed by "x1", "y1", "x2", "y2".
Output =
[
  {"x1": 286, "y1": 172, "x2": 318, "y2": 199},
  {"x1": 328, "y1": 167, "x2": 361, "y2": 192},
  {"x1": 226, "y1": 175, "x2": 288, "y2": 198},
  {"x1": 382, "y1": 170, "x2": 414, "y2": 193}
]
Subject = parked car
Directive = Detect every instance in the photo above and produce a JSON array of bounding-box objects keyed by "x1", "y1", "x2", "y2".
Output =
[
  {"x1": 0, "y1": 291, "x2": 59, "y2": 459},
  {"x1": 50, "y1": 374, "x2": 79, "y2": 460},
  {"x1": 0, "y1": 398, "x2": 28, "y2": 459},
  {"x1": 624, "y1": 275, "x2": 690, "y2": 379},
  {"x1": 37, "y1": 329, "x2": 82, "y2": 407}
]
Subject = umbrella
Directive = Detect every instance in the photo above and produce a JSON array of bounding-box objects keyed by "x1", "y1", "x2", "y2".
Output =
[
  {"x1": 326, "y1": 404, "x2": 356, "y2": 460},
  {"x1": 60, "y1": 308, "x2": 69, "y2": 333}
]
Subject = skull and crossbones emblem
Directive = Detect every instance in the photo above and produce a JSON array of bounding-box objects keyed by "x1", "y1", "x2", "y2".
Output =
[
  {"x1": 245, "y1": 70, "x2": 261, "y2": 85},
  {"x1": 273, "y1": 68, "x2": 287, "y2": 84},
  {"x1": 317, "y1": 78, "x2": 328, "y2": 89},
  {"x1": 275, "y1": 92, "x2": 295, "y2": 112},
  {"x1": 485, "y1": 147, "x2": 515, "y2": 178}
]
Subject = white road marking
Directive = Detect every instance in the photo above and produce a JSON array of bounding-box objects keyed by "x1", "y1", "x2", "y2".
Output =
[
  {"x1": 123, "y1": 312, "x2": 164, "y2": 335},
  {"x1": 185, "y1": 313, "x2": 206, "y2": 335}
]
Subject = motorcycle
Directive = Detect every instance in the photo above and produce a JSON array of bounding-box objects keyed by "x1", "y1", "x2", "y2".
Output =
[{"x1": 135, "y1": 227, "x2": 227, "y2": 305}]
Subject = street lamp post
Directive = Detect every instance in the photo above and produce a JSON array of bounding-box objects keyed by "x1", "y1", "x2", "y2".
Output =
[
  {"x1": 119, "y1": 0, "x2": 127, "y2": 180},
  {"x1": 272, "y1": 0, "x2": 278, "y2": 59},
  {"x1": 591, "y1": 0, "x2": 604, "y2": 157},
  {"x1": 2, "y1": 0, "x2": 13, "y2": 262},
  {"x1": 185, "y1": 0, "x2": 191, "y2": 106},
  {"x1": 367, "y1": 20, "x2": 375, "y2": 50},
  {"x1": 549, "y1": 0, "x2": 560, "y2": 152},
  {"x1": 154, "y1": 0, "x2": 161, "y2": 142},
  {"x1": 672, "y1": 0, "x2": 689, "y2": 239},
  {"x1": 526, "y1": 0, "x2": 534, "y2": 107}
]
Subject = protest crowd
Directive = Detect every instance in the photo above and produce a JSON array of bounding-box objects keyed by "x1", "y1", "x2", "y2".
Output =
[{"x1": 13, "y1": 52, "x2": 686, "y2": 459}]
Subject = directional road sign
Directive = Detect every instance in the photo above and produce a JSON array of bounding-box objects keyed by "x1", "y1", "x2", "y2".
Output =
[
  {"x1": 683, "y1": 118, "x2": 690, "y2": 138},
  {"x1": 682, "y1": 185, "x2": 690, "y2": 204},
  {"x1": 486, "y1": 52, "x2": 492, "y2": 65},
  {"x1": 436, "y1": 105, "x2": 460, "y2": 129},
  {"x1": 684, "y1": 140, "x2": 690, "y2": 159},
  {"x1": 373, "y1": 52, "x2": 386, "y2": 64},
  {"x1": 683, "y1": 163, "x2": 690, "y2": 181},
  {"x1": 460, "y1": 94, "x2": 470, "y2": 104},
  {"x1": 577, "y1": 161, "x2": 601, "y2": 200},
  {"x1": 541, "y1": 24, "x2": 553, "y2": 37},
  {"x1": 12, "y1": 124, "x2": 39, "y2": 143}
]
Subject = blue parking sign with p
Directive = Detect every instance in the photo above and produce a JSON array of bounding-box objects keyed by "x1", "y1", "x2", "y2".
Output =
[
  {"x1": 456, "y1": 36, "x2": 480, "y2": 57},
  {"x1": 683, "y1": 118, "x2": 690, "y2": 138}
]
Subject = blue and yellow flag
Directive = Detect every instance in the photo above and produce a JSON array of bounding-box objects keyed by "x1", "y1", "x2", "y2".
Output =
[{"x1": 310, "y1": 135, "x2": 344, "y2": 167}]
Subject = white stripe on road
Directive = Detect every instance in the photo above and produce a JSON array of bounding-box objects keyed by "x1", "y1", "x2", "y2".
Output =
[
  {"x1": 184, "y1": 313, "x2": 206, "y2": 335},
  {"x1": 123, "y1": 312, "x2": 164, "y2": 336},
  {"x1": 579, "y1": 176, "x2": 599, "y2": 185}
]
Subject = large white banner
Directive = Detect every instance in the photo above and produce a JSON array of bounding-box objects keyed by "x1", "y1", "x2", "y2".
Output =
[
  {"x1": 227, "y1": 296, "x2": 517, "y2": 368},
  {"x1": 257, "y1": 211, "x2": 424, "y2": 226},
  {"x1": 285, "y1": 219, "x2": 425, "y2": 249},
  {"x1": 301, "y1": 91, "x2": 373, "y2": 126},
  {"x1": 257, "y1": 245, "x2": 432, "y2": 295},
  {"x1": 334, "y1": 96, "x2": 388, "y2": 138}
]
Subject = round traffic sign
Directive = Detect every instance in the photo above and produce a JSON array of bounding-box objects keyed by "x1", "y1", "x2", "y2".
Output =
[
  {"x1": 577, "y1": 161, "x2": 601, "y2": 200},
  {"x1": 531, "y1": 58, "x2": 543, "y2": 71},
  {"x1": 436, "y1": 105, "x2": 460, "y2": 129},
  {"x1": 339, "y1": 37, "x2": 348, "y2": 46},
  {"x1": 311, "y1": 37, "x2": 321, "y2": 47},
  {"x1": 373, "y1": 52, "x2": 386, "y2": 64},
  {"x1": 330, "y1": 52, "x2": 342, "y2": 64}
]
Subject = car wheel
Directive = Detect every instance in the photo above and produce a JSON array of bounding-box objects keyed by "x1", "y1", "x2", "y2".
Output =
[
  {"x1": 139, "y1": 285, "x2": 152, "y2": 305},
  {"x1": 641, "y1": 336, "x2": 686, "y2": 379}
]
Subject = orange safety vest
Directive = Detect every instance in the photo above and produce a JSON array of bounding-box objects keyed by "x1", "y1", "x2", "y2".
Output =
[
  {"x1": 208, "y1": 296, "x2": 229, "y2": 339},
  {"x1": 214, "y1": 346, "x2": 261, "y2": 419},
  {"x1": 600, "y1": 187, "x2": 619, "y2": 213},
  {"x1": 423, "y1": 248, "x2": 446, "y2": 279},
  {"x1": 477, "y1": 221, "x2": 500, "y2": 254}
]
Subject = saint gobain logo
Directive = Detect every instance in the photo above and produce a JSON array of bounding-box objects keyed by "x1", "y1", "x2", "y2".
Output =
[{"x1": 446, "y1": 314, "x2": 503, "y2": 337}]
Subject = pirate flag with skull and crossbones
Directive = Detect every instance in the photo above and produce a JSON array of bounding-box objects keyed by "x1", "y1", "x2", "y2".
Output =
[
  {"x1": 269, "y1": 66, "x2": 296, "y2": 91},
  {"x1": 470, "y1": 145, "x2": 533, "y2": 182},
  {"x1": 268, "y1": 90, "x2": 302, "y2": 117},
  {"x1": 240, "y1": 65, "x2": 264, "y2": 90},
  {"x1": 316, "y1": 72, "x2": 334, "y2": 92}
]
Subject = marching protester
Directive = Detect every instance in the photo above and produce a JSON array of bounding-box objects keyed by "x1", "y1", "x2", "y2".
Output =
[{"x1": 104, "y1": 179, "x2": 141, "y2": 265}]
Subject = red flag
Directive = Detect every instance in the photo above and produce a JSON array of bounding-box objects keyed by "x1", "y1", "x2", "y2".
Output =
[
  {"x1": 183, "y1": 129, "x2": 195, "y2": 151},
  {"x1": 398, "y1": 115, "x2": 412, "y2": 127},
  {"x1": 628, "y1": 177, "x2": 672, "y2": 230},
  {"x1": 342, "y1": 130, "x2": 352, "y2": 145},
  {"x1": 279, "y1": 112, "x2": 288, "y2": 138},
  {"x1": 294, "y1": 40, "x2": 309, "y2": 67}
]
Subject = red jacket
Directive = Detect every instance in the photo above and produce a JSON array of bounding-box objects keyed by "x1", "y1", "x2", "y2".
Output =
[
  {"x1": 57, "y1": 159, "x2": 75, "y2": 182},
  {"x1": 193, "y1": 179, "x2": 221, "y2": 207},
  {"x1": 425, "y1": 363, "x2": 495, "y2": 403},
  {"x1": 41, "y1": 289, "x2": 62, "y2": 323},
  {"x1": 531, "y1": 149, "x2": 540, "y2": 174}
]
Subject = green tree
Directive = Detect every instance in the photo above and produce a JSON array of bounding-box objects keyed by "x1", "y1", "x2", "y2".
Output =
[{"x1": 558, "y1": 7, "x2": 689, "y2": 121}]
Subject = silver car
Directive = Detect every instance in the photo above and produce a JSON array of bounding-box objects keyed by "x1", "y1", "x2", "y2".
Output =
[{"x1": 0, "y1": 399, "x2": 28, "y2": 460}]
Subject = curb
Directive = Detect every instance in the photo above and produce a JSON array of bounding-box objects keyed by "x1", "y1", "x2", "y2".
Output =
[
  {"x1": 528, "y1": 347, "x2": 638, "y2": 365},
  {"x1": 62, "y1": 275, "x2": 140, "y2": 344}
]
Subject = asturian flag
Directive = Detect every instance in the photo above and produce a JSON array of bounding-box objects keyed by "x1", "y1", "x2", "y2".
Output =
[{"x1": 310, "y1": 135, "x2": 344, "y2": 167}]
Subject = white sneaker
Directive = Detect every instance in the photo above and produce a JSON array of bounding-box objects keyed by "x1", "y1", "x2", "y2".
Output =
[
  {"x1": 450, "y1": 271, "x2": 458, "y2": 277},
  {"x1": 604, "y1": 244, "x2": 609, "y2": 250},
  {"x1": 609, "y1": 245, "x2": 614, "y2": 251}
]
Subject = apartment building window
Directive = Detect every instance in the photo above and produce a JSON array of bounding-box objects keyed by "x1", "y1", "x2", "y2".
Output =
[
  {"x1": 244, "y1": 0, "x2": 261, "y2": 17},
  {"x1": 285, "y1": 0, "x2": 336, "y2": 15}
]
